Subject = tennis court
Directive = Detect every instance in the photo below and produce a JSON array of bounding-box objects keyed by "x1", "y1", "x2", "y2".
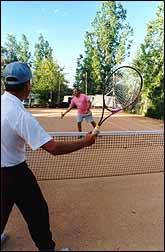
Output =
[{"x1": 2, "y1": 109, "x2": 164, "y2": 251}]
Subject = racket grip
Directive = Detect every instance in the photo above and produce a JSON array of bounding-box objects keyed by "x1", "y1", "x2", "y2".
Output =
[
  {"x1": 61, "y1": 112, "x2": 64, "y2": 119},
  {"x1": 92, "y1": 125, "x2": 100, "y2": 135}
]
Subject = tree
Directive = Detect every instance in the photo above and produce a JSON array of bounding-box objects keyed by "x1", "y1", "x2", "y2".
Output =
[
  {"x1": 18, "y1": 34, "x2": 31, "y2": 64},
  {"x1": 74, "y1": 1, "x2": 133, "y2": 93},
  {"x1": 132, "y1": 2, "x2": 164, "y2": 119},
  {"x1": 1, "y1": 34, "x2": 19, "y2": 64},
  {"x1": 33, "y1": 34, "x2": 56, "y2": 104},
  {"x1": 34, "y1": 33, "x2": 53, "y2": 62},
  {"x1": 33, "y1": 37, "x2": 68, "y2": 105},
  {"x1": 1, "y1": 34, "x2": 32, "y2": 65}
]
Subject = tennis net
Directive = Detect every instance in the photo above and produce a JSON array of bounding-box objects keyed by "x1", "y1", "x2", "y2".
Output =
[{"x1": 26, "y1": 130, "x2": 164, "y2": 181}]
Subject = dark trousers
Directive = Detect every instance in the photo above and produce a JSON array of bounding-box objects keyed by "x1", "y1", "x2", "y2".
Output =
[{"x1": 1, "y1": 161, "x2": 55, "y2": 251}]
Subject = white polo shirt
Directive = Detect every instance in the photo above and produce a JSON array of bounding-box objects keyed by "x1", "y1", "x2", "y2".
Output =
[{"x1": 1, "y1": 91, "x2": 52, "y2": 167}]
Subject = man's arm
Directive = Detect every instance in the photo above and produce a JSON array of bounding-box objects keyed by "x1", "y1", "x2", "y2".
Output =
[
  {"x1": 42, "y1": 132, "x2": 96, "y2": 155},
  {"x1": 61, "y1": 105, "x2": 73, "y2": 118},
  {"x1": 87, "y1": 100, "x2": 92, "y2": 110}
]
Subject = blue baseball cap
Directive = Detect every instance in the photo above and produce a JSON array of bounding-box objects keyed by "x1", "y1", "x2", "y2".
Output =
[{"x1": 4, "y1": 61, "x2": 32, "y2": 85}]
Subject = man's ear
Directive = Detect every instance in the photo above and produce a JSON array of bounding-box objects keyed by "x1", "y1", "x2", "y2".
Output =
[
  {"x1": 26, "y1": 81, "x2": 31, "y2": 91},
  {"x1": 23, "y1": 81, "x2": 31, "y2": 98}
]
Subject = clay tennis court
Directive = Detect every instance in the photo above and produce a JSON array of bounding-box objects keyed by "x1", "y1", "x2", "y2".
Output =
[{"x1": 2, "y1": 109, "x2": 164, "y2": 251}]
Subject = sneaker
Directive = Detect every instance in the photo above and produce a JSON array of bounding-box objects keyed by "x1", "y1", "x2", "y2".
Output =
[
  {"x1": 1, "y1": 233, "x2": 9, "y2": 246},
  {"x1": 54, "y1": 248, "x2": 70, "y2": 251}
]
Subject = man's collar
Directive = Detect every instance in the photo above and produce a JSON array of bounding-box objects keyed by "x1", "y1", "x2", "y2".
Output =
[{"x1": 4, "y1": 91, "x2": 24, "y2": 107}]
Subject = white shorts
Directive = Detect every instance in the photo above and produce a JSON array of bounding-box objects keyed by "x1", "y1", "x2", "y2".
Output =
[{"x1": 76, "y1": 112, "x2": 94, "y2": 123}]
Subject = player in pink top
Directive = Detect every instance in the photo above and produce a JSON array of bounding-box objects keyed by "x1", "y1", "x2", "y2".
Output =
[{"x1": 61, "y1": 88, "x2": 96, "y2": 132}]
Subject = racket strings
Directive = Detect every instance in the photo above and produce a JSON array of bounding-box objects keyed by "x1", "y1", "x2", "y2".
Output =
[
  {"x1": 96, "y1": 66, "x2": 143, "y2": 127},
  {"x1": 115, "y1": 86, "x2": 138, "y2": 106},
  {"x1": 105, "y1": 70, "x2": 141, "y2": 109}
]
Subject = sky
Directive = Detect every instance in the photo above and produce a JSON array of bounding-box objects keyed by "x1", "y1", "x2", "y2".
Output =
[{"x1": 1, "y1": 1, "x2": 161, "y2": 87}]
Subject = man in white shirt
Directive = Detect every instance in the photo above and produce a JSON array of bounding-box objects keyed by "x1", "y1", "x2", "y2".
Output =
[{"x1": 1, "y1": 61, "x2": 96, "y2": 251}]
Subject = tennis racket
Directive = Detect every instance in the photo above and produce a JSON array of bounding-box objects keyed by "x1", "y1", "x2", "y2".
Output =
[{"x1": 92, "y1": 65, "x2": 143, "y2": 135}]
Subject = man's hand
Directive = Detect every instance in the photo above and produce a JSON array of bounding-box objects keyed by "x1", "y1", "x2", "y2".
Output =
[
  {"x1": 61, "y1": 106, "x2": 72, "y2": 119},
  {"x1": 82, "y1": 132, "x2": 96, "y2": 147},
  {"x1": 87, "y1": 100, "x2": 92, "y2": 110},
  {"x1": 61, "y1": 112, "x2": 64, "y2": 119},
  {"x1": 92, "y1": 125, "x2": 100, "y2": 135}
]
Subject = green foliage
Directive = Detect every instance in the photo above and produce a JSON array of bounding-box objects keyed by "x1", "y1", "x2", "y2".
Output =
[
  {"x1": 1, "y1": 34, "x2": 19, "y2": 63},
  {"x1": 132, "y1": 2, "x2": 164, "y2": 120},
  {"x1": 1, "y1": 34, "x2": 31, "y2": 65},
  {"x1": 33, "y1": 58, "x2": 68, "y2": 104},
  {"x1": 32, "y1": 35, "x2": 68, "y2": 104},
  {"x1": 34, "y1": 34, "x2": 53, "y2": 62},
  {"x1": 18, "y1": 34, "x2": 31, "y2": 63}
]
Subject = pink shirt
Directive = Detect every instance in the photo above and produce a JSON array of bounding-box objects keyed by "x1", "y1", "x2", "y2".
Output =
[{"x1": 70, "y1": 94, "x2": 90, "y2": 115}]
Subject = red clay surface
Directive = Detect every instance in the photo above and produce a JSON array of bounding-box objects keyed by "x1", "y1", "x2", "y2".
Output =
[
  {"x1": 2, "y1": 108, "x2": 164, "y2": 251},
  {"x1": 26, "y1": 108, "x2": 164, "y2": 132}
]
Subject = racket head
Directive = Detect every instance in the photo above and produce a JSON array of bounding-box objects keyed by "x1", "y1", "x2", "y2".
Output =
[{"x1": 103, "y1": 66, "x2": 143, "y2": 112}]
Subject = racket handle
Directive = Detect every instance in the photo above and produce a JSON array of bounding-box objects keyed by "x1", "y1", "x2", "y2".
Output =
[
  {"x1": 61, "y1": 112, "x2": 64, "y2": 119},
  {"x1": 92, "y1": 125, "x2": 100, "y2": 135}
]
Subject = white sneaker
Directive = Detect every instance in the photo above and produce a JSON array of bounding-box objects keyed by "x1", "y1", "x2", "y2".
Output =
[{"x1": 54, "y1": 246, "x2": 70, "y2": 251}]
